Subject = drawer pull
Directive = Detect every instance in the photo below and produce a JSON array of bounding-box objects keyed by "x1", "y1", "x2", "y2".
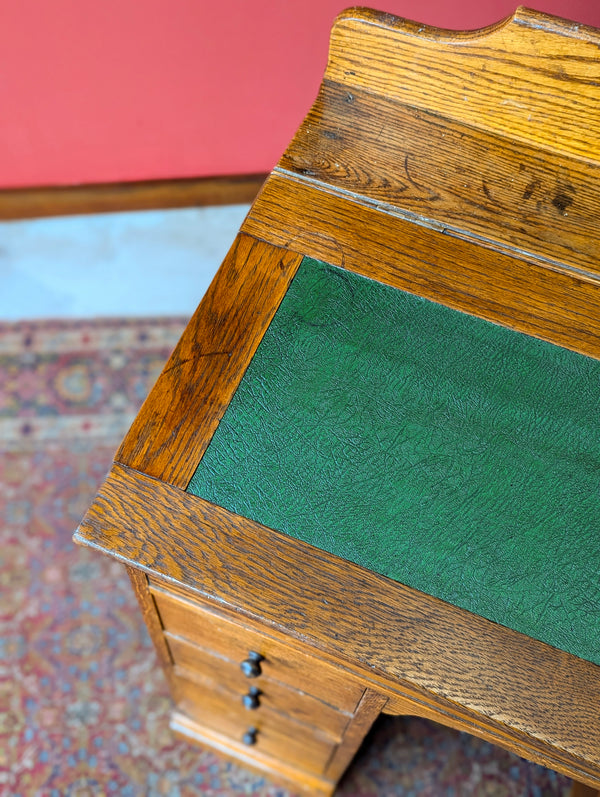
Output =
[
  {"x1": 240, "y1": 651, "x2": 264, "y2": 678},
  {"x1": 242, "y1": 686, "x2": 261, "y2": 710},
  {"x1": 242, "y1": 726, "x2": 258, "y2": 746}
]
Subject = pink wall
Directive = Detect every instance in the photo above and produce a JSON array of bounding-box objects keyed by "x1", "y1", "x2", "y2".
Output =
[{"x1": 2, "y1": 1, "x2": 599, "y2": 188}]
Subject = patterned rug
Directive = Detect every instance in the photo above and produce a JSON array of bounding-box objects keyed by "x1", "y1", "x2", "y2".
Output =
[{"x1": 1, "y1": 317, "x2": 572, "y2": 796}]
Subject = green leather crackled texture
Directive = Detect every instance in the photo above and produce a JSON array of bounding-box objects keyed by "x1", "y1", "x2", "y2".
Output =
[{"x1": 187, "y1": 257, "x2": 600, "y2": 665}]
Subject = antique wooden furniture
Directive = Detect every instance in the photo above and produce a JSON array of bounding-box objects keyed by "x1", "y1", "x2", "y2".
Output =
[{"x1": 76, "y1": 7, "x2": 600, "y2": 796}]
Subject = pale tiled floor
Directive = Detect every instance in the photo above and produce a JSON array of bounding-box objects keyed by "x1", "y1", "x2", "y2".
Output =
[{"x1": 0, "y1": 204, "x2": 250, "y2": 320}]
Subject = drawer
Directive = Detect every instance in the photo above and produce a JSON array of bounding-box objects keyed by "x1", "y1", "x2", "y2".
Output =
[
  {"x1": 167, "y1": 632, "x2": 350, "y2": 740},
  {"x1": 174, "y1": 671, "x2": 336, "y2": 774},
  {"x1": 151, "y1": 586, "x2": 364, "y2": 712}
]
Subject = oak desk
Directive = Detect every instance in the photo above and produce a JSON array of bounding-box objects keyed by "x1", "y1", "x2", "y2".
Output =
[{"x1": 77, "y1": 7, "x2": 600, "y2": 796}]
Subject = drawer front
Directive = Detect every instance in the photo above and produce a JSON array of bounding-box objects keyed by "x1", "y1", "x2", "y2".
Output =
[
  {"x1": 167, "y1": 633, "x2": 350, "y2": 740},
  {"x1": 174, "y1": 671, "x2": 336, "y2": 774},
  {"x1": 151, "y1": 586, "x2": 363, "y2": 712}
]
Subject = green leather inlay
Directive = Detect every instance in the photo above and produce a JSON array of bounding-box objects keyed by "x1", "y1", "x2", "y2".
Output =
[{"x1": 187, "y1": 257, "x2": 600, "y2": 665}]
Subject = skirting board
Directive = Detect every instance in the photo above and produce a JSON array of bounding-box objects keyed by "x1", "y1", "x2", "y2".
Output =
[{"x1": 0, "y1": 174, "x2": 268, "y2": 220}]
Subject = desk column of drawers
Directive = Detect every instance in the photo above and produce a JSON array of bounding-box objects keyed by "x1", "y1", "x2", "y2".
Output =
[{"x1": 147, "y1": 580, "x2": 380, "y2": 789}]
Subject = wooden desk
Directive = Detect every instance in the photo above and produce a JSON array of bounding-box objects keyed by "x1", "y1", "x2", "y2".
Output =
[{"x1": 76, "y1": 8, "x2": 600, "y2": 795}]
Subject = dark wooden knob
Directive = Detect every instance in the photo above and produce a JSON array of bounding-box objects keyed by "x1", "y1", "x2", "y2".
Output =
[
  {"x1": 240, "y1": 651, "x2": 264, "y2": 678},
  {"x1": 242, "y1": 726, "x2": 258, "y2": 746},
  {"x1": 242, "y1": 686, "x2": 261, "y2": 710}
]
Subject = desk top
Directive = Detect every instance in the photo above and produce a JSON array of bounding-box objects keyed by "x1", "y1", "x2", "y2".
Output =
[
  {"x1": 77, "y1": 8, "x2": 600, "y2": 780},
  {"x1": 188, "y1": 255, "x2": 600, "y2": 667}
]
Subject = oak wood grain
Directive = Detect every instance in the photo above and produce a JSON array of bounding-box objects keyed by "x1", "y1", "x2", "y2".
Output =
[
  {"x1": 173, "y1": 670, "x2": 336, "y2": 773},
  {"x1": 153, "y1": 568, "x2": 600, "y2": 782},
  {"x1": 151, "y1": 586, "x2": 364, "y2": 712},
  {"x1": 171, "y1": 711, "x2": 337, "y2": 796},
  {"x1": 126, "y1": 566, "x2": 175, "y2": 689},
  {"x1": 116, "y1": 234, "x2": 302, "y2": 487},
  {"x1": 326, "y1": 8, "x2": 600, "y2": 162},
  {"x1": 280, "y1": 79, "x2": 600, "y2": 276},
  {"x1": 76, "y1": 464, "x2": 600, "y2": 787},
  {"x1": 383, "y1": 691, "x2": 600, "y2": 792},
  {"x1": 168, "y1": 648, "x2": 350, "y2": 740},
  {"x1": 570, "y1": 783, "x2": 600, "y2": 797},
  {"x1": 75, "y1": 8, "x2": 600, "y2": 793},
  {"x1": 0, "y1": 174, "x2": 267, "y2": 220},
  {"x1": 242, "y1": 172, "x2": 600, "y2": 360},
  {"x1": 324, "y1": 690, "x2": 388, "y2": 783}
]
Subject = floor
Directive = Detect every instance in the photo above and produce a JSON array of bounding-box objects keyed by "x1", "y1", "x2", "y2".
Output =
[{"x1": 0, "y1": 205, "x2": 250, "y2": 320}]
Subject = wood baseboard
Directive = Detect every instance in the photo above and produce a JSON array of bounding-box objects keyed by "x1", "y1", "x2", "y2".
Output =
[{"x1": 0, "y1": 174, "x2": 268, "y2": 220}]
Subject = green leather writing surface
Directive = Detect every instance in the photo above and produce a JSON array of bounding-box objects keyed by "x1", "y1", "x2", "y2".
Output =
[{"x1": 187, "y1": 257, "x2": 600, "y2": 665}]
